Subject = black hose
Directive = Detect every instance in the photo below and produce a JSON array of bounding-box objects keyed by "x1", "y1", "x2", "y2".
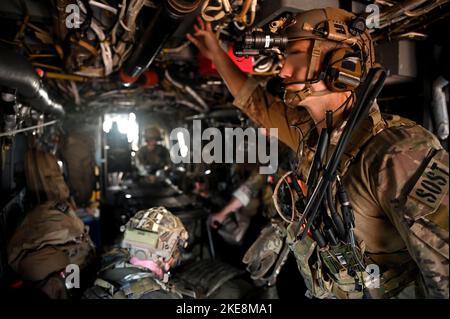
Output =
[
  {"x1": 306, "y1": 128, "x2": 328, "y2": 192},
  {"x1": 322, "y1": 213, "x2": 339, "y2": 246},
  {"x1": 295, "y1": 67, "x2": 387, "y2": 240},
  {"x1": 0, "y1": 48, "x2": 65, "y2": 117},
  {"x1": 327, "y1": 183, "x2": 346, "y2": 240},
  {"x1": 123, "y1": 0, "x2": 202, "y2": 78}
]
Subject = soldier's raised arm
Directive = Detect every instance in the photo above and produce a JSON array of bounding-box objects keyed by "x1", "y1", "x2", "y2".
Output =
[
  {"x1": 187, "y1": 17, "x2": 312, "y2": 152},
  {"x1": 187, "y1": 17, "x2": 247, "y2": 97}
]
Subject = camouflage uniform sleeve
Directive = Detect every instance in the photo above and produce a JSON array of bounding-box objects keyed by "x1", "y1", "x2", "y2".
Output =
[
  {"x1": 233, "y1": 77, "x2": 313, "y2": 152},
  {"x1": 232, "y1": 171, "x2": 265, "y2": 207},
  {"x1": 158, "y1": 145, "x2": 172, "y2": 168},
  {"x1": 370, "y1": 125, "x2": 449, "y2": 298},
  {"x1": 135, "y1": 147, "x2": 147, "y2": 175},
  {"x1": 136, "y1": 146, "x2": 145, "y2": 164}
]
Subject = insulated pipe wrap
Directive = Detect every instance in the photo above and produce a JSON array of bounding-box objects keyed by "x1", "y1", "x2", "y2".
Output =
[{"x1": 0, "y1": 48, "x2": 65, "y2": 117}]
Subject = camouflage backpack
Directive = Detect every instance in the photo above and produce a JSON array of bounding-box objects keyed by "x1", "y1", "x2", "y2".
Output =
[
  {"x1": 7, "y1": 201, "x2": 95, "y2": 298},
  {"x1": 25, "y1": 147, "x2": 70, "y2": 203}
]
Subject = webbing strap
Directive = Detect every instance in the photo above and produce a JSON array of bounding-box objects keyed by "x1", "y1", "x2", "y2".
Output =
[{"x1": 307, "y1": 40, "x2": 322, "y2": 80}]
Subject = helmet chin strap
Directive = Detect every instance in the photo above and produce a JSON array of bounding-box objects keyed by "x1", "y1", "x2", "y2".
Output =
[{"x1": 283, "y1": 86, "x2": 329, "y2": 108}]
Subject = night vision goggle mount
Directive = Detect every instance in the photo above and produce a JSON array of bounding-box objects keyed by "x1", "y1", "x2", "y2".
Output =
[
  {"x1": 233, "y1": 14, "x2": 294, "y2": 57},
  {"x1": 234, "y1": 12, "x2": 368, "y2": 57},
  {"x1": 235, "y1": 11, "x2": 372, "y2": 106},
  {"x1": 233, "y1": 31, "x2": 288, "y2": 57}
]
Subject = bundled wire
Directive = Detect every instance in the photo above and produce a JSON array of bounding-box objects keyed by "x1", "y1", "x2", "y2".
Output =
[
  {"x1": 113, "y1": 0, "x2": 147, "y2": 68},
  {"x1": 89, "y1": 0, "x2": 118, "y2": 14},
  {"x1": 165, "y1": 70, "x2": 209, "y2": 113},
  {"x1": 90, "y1": 20, "x2": 113, "y2": 75},
  {"x1": 272, "y1": 171, "x2": 298, "y2": 223},
  {"x1": 233, "y1": 0, "x2": 257, "y2": 29},
  {"x1": 201, "y1": 0, "x2": 258, "y2": 28},
  {"x1": 372, "y1": 0, "x2": 448, "y2": 41},
  {"x1": 201, "y1": 0, "x2": 232, "y2": 22},
  {"x1": 64, "y1": 0, "x2": 148, "y2": 76}
]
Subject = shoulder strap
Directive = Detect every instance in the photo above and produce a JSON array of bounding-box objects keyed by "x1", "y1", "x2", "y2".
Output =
[
  {"x1": 338, "y1": 105, "x2": 388, "y2": 176},
  {"x1": 382, "y1": 113, "x2": 417, "y2": 128},
  {"x1": 338, "y1": 105, "x2": 421, "y2": 177}
]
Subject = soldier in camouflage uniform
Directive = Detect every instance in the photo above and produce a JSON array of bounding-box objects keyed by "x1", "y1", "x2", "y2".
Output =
[
  {"x1": 208, "y1": 167, "x2": 260, "y2": 229},
  {"x1": 83, "y1": 206, "x2": 255, "y2": 299},
  {"x1": 188, "y1": 7, "x2": 448, "y2": 298},
  {"x1": 207, "y1": 141, "x2": 302, "y2": 291},
  {"x1": 135, "y1": 126, "x2": 171, "y2": 177},
  {"x1": 209, "y1": 143, "x2": 294, "y2": 249},
  {"x1": 83, "y1": 206, "x2": 189, "y2": 299}
]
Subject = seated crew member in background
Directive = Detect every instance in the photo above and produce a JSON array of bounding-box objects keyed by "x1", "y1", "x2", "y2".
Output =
[
  {"x1": 209, "y1": 166, "x2": 260, "y2": 228},
  {"x1": 188, "y1": 8, "x2": 449, "y2": 299},
  {"x1": 106, "y1": 121, "x2": 129, "y2": 151},
  {"x1": 135, "y1": 126, "x2": 172, "y2": 182},
  {"x1": 106, "y1": 121, "x2": 132, "y2": 183},
  {"x1": 209, "y1": 139, "x2": 293, "y2": 228},
  {"x1": 83, "y1": 206, "x2": 255, "y2": 299},
  {"x1": 209, "y1": 140, "x2": 297, "y2": 295},
  {"x1": 83, "y1": 206, "x2": 188, "y2": 299}
]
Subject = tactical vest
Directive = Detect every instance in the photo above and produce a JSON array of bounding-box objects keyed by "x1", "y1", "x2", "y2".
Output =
[{"x1": 287, "y1": 106, "x2": 441, "y2": 299}]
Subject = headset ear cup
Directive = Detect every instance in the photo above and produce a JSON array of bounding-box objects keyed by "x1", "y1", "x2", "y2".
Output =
[
  {"x1": 324, "y1": 48, "x2": 363, "y2": 92},
  {"x1": 322, "y1": 50, "x2": 335, "y2": 91},
  {"x1": 324, "y1": 66, "x2": 339, "y2": 91}
]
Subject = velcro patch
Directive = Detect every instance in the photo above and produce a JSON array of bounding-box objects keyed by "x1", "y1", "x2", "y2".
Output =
[{"x1": 409, "y1": 149, "x2": 449, "y2": 215}]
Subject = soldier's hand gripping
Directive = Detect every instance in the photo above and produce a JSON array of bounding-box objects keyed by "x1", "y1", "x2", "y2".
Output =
[
  {"x1": 208, "y1": 210, "x2": 228, "y2": 229},
  {"x1": 187, "y1": 16, "x2": 222, "y2": 61}
]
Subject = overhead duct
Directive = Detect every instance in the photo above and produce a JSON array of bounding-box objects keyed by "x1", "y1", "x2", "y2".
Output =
[
  {"x1": 431, "y1": 76, "x2": 449, "y2": 140},
  {"x1": 0, "y1": 48, "x2": 65, "y2": 118},
  {"x1": 122, "y1": 0, "x2": 202, "y2": 80}
]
